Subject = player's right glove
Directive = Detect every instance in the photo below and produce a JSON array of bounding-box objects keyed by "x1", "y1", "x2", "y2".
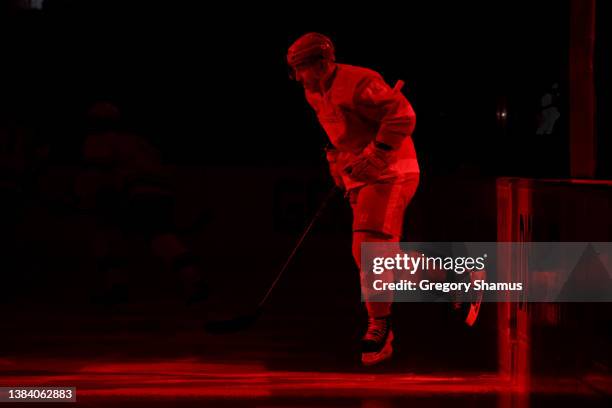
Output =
[{"x1": 344, "y1": 141, "x2": 393, "y2": 183}]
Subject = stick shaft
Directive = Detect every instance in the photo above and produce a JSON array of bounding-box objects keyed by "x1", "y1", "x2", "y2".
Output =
[{"x1": 257, "y1": 186, "x2": 337, "y2": 309}]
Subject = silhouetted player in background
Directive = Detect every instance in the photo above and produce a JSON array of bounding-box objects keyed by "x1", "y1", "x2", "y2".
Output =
[
  {"x1": 288, "y1": 33, "x2": 420, "y2": 366},
  {"x1": 76, "y1": 101, "x2": 206, "y2": 306}
]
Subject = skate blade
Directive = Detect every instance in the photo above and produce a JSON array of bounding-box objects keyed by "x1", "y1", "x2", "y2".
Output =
[
  {"x1": 465, "y1": 269, "x2": 486, "y2": 327},
  {"x1": 465, "y1": 301, "x2": 481, "y2": 327}
]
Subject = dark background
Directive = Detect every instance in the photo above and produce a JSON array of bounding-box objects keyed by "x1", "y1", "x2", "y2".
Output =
[
  {"x1": 5, "y1": 0, "x2": 607, "y2": 177},
  {"x1": 0, "y1": 0, "x2": 610, "y2": 383}
]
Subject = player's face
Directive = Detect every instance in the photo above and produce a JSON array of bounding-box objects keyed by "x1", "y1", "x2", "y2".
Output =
[{"x1": 293, "y1": 60, "x2": 325, "y2": 91}]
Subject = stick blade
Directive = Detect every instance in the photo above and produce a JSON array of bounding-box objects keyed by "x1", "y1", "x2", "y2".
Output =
[{"x1": 204, "y1": 312, "x2": 260, "y2": 334}]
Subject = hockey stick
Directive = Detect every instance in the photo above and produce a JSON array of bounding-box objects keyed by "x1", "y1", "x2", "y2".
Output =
[{"x1": 205, "y1": 185, "x2": 339, "y2": 334}]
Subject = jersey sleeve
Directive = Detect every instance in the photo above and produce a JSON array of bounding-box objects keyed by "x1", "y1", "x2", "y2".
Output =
[{"x1": 353, "y1": 77, "x2": 416, "y2": 149}]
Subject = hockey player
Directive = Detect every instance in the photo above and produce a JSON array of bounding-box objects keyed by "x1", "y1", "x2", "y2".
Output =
[{"x1": 287, "y1": 33, "x2": 420, "y2": 366}]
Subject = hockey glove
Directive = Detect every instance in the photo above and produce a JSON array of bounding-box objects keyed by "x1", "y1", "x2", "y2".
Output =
[{"x1": 345, "y1": 142, "x2": 394, "y2": 183}]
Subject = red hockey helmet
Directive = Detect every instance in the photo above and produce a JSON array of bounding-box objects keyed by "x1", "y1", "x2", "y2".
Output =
[{"x1": 287, "y1": 33, "x2": 335, "y2": 78}]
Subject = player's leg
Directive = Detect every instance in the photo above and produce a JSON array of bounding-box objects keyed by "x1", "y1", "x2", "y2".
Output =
[
  {"x1": 127, "y1": 188, "x2": 207, "y2": 304},
  {"x1": 349, "y1": 175, "x2": 419, "y2": 366},
  {"x1": 352, "y1": 229, "x2": 397, "y2": 366}
]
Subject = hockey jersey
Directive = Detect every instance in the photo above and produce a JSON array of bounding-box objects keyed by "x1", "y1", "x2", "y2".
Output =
[{"x1": 305, "y1": 64, "x2": 419, "y2": 189}]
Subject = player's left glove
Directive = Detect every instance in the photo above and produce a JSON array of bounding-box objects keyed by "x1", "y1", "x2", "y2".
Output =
[{"x1": 345, "y1": 142, "x2": 394, "y2": 183}]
